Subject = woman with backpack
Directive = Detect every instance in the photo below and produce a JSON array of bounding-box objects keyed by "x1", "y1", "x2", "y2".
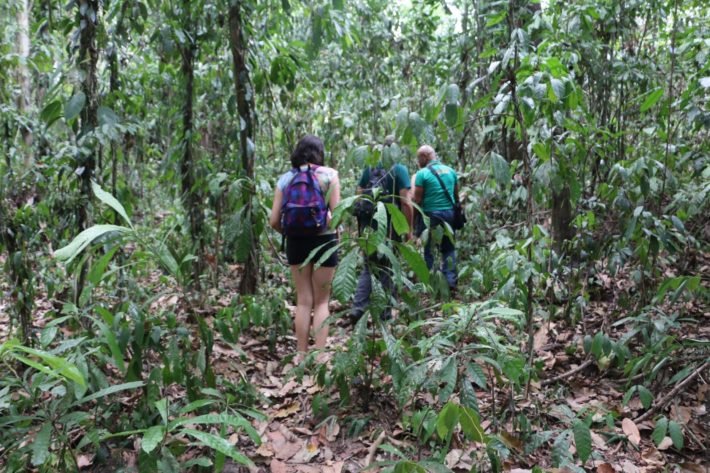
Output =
[{"x1": 269, "y1": 135, "x2": 341, "y2": 355}]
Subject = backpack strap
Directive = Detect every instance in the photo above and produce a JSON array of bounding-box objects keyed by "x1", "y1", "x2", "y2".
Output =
[{"x1": 427, "y1": 163, "x2": 458, "y2": 207}]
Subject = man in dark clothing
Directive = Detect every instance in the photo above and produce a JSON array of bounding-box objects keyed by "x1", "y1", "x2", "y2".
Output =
[{"x1": 350, "y1": 136, "x2": 413, "y2": 322}]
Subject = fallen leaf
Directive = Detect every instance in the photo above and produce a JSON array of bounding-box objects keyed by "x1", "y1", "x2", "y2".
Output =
[
  {"x1": 273, "y1": 402, "x2": 301, "y2": 419},
  {"x1": 622, "y1": 418, "x2": 641, "y2": 446},
  {"x1": 656, "y1": 437, "x2": 673, "y2": 450},
  {"x1": 534, "y1": 323, "x2": 549, "y2": 351},
  {"x1": 255, "y1": 443, "x2": 274, "y2": 457},
  {"x1": 274, "y1": 440, "x2": 302, "y2": 461},
  {"x1": 77, "y1": 454, "x2": 94, "y2": 469},
  {"x1": 620, "y1": 460, "x2": 639, "y2": 473},
  {"x1": 270, "y1": 459, "x2": 288, "y2": 473},
  {"x1": 291, "y1": 440, "x2": 320, "y2": 463},
  {"x1": 445, "y1": 448, "x2": 463, "y2": 468},
  {"x1": 278, "y1": 380, "x2": 300, "y2": 397},
  {"x1": 596, "y1": 463, "x2": 615, "y2": 473},
  {"x1": 591, "y1": 431, "x2": 607, "y2": 450},
  {"x1": 678, "y1": 463, "x2": 707, "y2": 473},
  {"x1": 322, "y1": 461, "x2": 344, "y2": 473}
]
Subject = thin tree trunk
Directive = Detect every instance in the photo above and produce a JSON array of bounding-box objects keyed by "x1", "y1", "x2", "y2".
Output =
[
  {"x1": 229, "y1": 1, "x2": 259, "y2": 295},
  {"x1": 75, "y1": 0, "x2": 100, "y2": 306},
  {"x1": 180, "y1": 0, "x2": 205, "y2": 288},
  {"x1": 16, "y1": 0, "x2": 33, "y2": 169}
]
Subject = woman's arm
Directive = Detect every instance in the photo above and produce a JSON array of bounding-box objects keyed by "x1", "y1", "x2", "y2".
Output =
[
  {"x1": 328, "y1": 172, "x2": 341, "y2": 211},
  {"x1": 269, "y1": 187, "x2": 283, "y2": 232}
]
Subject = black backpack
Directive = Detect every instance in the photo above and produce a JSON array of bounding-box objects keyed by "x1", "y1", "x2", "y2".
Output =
[{"x1": 354, "y1": 166, "x2": 393, "y2": 230}]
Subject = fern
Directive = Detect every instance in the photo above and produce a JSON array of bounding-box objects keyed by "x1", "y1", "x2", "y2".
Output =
[{"x1": 332, "y1": 249, "x2": 358, "y2": 303}]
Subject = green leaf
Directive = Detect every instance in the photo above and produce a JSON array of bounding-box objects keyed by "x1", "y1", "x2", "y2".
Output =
[
  {"x1": 637, "y1": 385, "x2": 653, "y2": 409},
  {"x1": 393, "y1": 461, "x2": 427, "y2": 473},
  {"x1": 182, "y1": 429, "x2": 253, "y2": 466},
  {"x1": 87, "y1": 246, "x2": 119, "y2": 285},
  {"x1": 72, "y1": 381, "x2": 144, "y2": 407},
  {"x1": 91, "y1": 308, "x2": 126, "y2": 373},
  {"x1": 92, "y1": 181, "x2": 132, "y2": 227},
  {"x1": 668, "y1": 421, "x2": 683, "y2": 449},
  {"x1": 651, "y1": 416, "x2": 668, "y2": 446},
  {"x1": 331, "y1": 195, "x2": 358, "y2": 227},
  {"x1": 142, "y1": 425, "x2": 165, "y2": 453},
  {"x1": 169, "y1": 414, "x2": 260, "y2": 444},
  {"x1": 640, "y1": 88, "x2": 664, "y2": 112},
  {"x1": 155, "y1": 398, "x2": 169, "y2": 425},
  {"x1": 459, "y1": 406, "x2": 485, "y2": 442},
  {"x1": 41, "y1": 100, "x2": 62, "y2": 127},
  {"x1": 98, "y1": 106, "x2": 120, "y2": 126},
  {"x1": 395, "y1": 242, "x2": 429, "y2": 284},
  {"x1": 385, "y1": 203, "x2": 409, "y2": 236},
  {"x1": 31, "y1": 422, "x2": 52, "y2": 466},
  {"x1": 573, "y1": 420, "x2": 592, "y2": 463},
  {"x1": 2, "y1": 339, "x2": 86, "y2": 387},
  {"x1": 490, "y1": 152, "x2": 510, "y2": 186},
  {"x1": 436, "y1": 402, "x2": 459, "y2": 439},
  {"x1": 332, "y1": 249, "x2": 358, "y2": 303},
  {"x1": 445, "y1": 103, "x2": 458, "y2": 127},
  {"x1": 55, "y1": 224, "x2": 132, "y2": 264},
  {"x1": 467, "y1": 362, "x2": 487, "y2": 389},
  {"x1": 64, "y1": 92, "x2": 86, "y2": 121}
]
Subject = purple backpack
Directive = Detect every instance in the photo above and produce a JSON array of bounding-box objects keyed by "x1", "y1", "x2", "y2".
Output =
[{"x1": 280, "y1": 165, "x2": 329, "y2": 237}]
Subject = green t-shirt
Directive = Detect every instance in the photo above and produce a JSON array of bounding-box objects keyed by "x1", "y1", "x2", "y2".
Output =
[
  {"x1": 358, "y1": 163, "x2": 411, "y2": 205},
  {"x1": 415, "y1": 160, "x2": 457, "y2": 212}
]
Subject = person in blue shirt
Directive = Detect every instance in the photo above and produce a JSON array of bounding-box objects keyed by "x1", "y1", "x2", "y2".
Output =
[
  {"x1": 350, "y1": 136, "x2": 413, "y2": 323},
  {"x1": 412, "y1": 145, "x2": 458, "y2": 291}
]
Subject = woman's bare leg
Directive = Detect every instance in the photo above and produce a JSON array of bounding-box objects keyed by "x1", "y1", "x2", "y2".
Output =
[
  {"x1": 311, "y1": 266, "x2": 336, "y2": 349},
  {"x1": 291, "y1": 264, "x2": 314, "y2": 352}
]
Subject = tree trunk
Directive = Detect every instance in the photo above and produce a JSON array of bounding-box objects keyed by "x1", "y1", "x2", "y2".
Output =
[
  {"x1": 180, "y1": 1, "x2": 205, "y2": 287},
  {"x1": 16, "y1": 0, "x2": 33, "y2": 169},
  {"x1": 229, "y1": 1, "x2": 259, "y2": 295},
  {"x1": 551, "y1": 185, "x2": 573, "y2": 252},
  {"x1": 75, "y1": 0, "x2": 100, "y2": 306}
]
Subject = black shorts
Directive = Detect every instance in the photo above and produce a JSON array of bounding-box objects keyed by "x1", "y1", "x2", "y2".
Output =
[{"x1": 286, "y1": 234, "x2": 339, "y2": 267}]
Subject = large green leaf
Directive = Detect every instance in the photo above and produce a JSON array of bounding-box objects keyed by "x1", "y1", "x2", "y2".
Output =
[
  {"x1": 668, "y1": 420, "x2": 683, "y2": 449},
  {"x1": 64, "y1": 92, "x2": 86, "y2": 121},
  {"x1": 182, "y1": 429, "x2": 253, "y2": 466},
  {"x1": 92, "y1": 181, "x2": 132, "y2": 227},
  {"x1": 459, "y1": 406, "x2": 485, "y2": 442},
  {"x1": 142, "y1": 425, "x2": 165, "y2": 453},
  {"x1": 395, "y1": 242, "x2": 429, "y2": 284},
  {"x1": 31, "y1": 422, "x2": 52, "y2": 466},
  {"x1": 572, "y1": 420, "x2": 592, "y2": 463},
  {"x1": 169, "y1": 413, "x2": 260, "y2": 444},
  {"x1": 436, "y1": 402, "x2": 459, "y2": 439},
  {"x1": 490, "y1": 152, "x2": 510, "y2": 186},
  {"x1": 55, "y1": 224, "x2": 132, "y2": 264},
  {"x1": 98, "y1": 106, "x2": 121, "y2": 126},
  {"x1": 651, "y1": 416, "x2": 668, "y2": 446},
  {"x1": 41, "y1": 100, "x2": 62, "y2": 127},
  {"x1": 92, "y1": 308, "x2": 126, "y2": 373},
  {"x1": 72, "y1": 381, "x2": 145, "y2": 406},
  {"x1": 640, "y1": 88, "x2": 664, "y2": 112},
  {"x1": 2, "y1": 339, "x2": 86, "y2": 387},
  {"x1": 385, "y1": 203, "x2": 409, "y2": 236},
  {"x1": 332, "y1": 249, "x2": 358, "y2": 303}
]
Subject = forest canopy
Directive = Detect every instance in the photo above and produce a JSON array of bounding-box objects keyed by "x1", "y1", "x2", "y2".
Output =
[{"x1": 0, "y1": 0, "x2": 708, "y2": 472}]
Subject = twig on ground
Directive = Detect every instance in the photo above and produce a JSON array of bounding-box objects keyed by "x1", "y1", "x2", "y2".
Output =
[
  {"x1": 364, "y1": 430, "x2": 387, "y2": 468},
  {"x1": 634, "y1": 361, "x2": 709, "y2": 423},
  {"x1": 541, "y1": 359, "x2": 594, "y2": 387}
]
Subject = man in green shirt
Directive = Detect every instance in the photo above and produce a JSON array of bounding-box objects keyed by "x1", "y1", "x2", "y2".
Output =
[
  {"x1": 412, "y1": 145, "x2": 458, "y2": 290},
  {"x1": 351, "y1": 136, "x2": 413, "y2": 323}
]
